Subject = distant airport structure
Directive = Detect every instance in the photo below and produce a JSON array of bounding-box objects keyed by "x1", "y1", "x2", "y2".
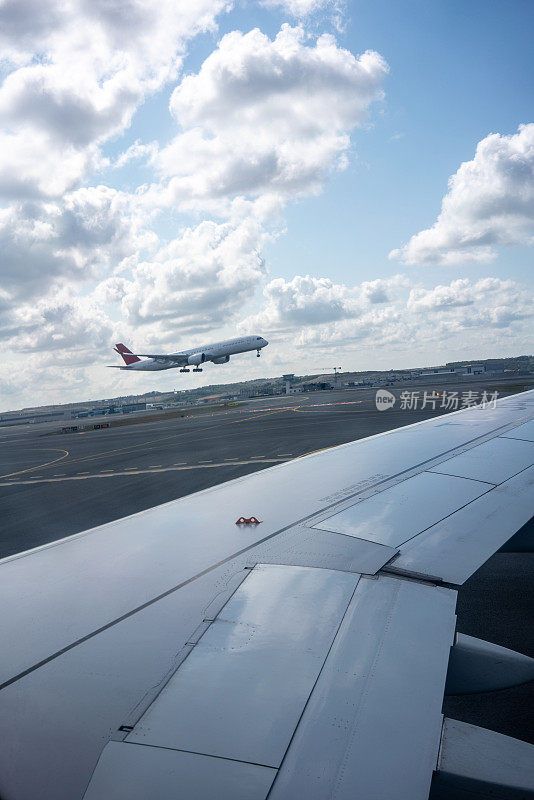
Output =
[{"x1": 0, "y1": 356, "x2": 530, "y2": 427}]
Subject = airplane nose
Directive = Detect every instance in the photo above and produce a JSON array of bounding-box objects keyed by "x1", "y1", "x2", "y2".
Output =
[{"x1": 263, "y1": 339, "x2": 268, "y2": 346}]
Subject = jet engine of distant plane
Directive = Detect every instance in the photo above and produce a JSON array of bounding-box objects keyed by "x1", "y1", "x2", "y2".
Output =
[
  {"x1": 212, "y1": 355, "x2": 230, "y2": 364},
  {"x1": 187, "y1": 353, "x2": 206, "y2": 366}
]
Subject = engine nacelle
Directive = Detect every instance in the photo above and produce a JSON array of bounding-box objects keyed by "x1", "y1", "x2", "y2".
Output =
[
  {"x1": 187, "y1": 352, "x2": 206, "y2": 366},
  {"x1": 212, "y1": 355, "x2": 230, "y2": 364}
]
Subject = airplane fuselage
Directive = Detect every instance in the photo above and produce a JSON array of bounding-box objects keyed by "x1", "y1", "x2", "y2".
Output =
[{"x1": 118, "y1": 335, "x2": 268, "y2": 371}]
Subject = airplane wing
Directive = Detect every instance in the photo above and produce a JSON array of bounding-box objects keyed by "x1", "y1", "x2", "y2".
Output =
[{"x1": 1, "y1": 391, "x2": 534, "y2": 799}]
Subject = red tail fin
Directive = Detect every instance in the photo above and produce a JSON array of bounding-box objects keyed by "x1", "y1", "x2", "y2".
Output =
[{"x1": 114, "y1": 343, "x2": 141, "y2": 365}]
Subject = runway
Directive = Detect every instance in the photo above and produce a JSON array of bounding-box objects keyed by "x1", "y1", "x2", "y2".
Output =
[
  {"x1": 1, "y1": 384, "x2": 532, "y2": 745},
  {"x1": 0, "y1": 388, "x2": 467, "y2": 557}
]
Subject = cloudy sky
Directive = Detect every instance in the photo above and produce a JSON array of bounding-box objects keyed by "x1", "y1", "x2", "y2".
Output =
[{"x1": 0, "y1": 0, "x2": 532, "y2": 410}]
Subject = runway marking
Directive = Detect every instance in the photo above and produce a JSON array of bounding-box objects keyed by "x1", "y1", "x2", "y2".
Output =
[
  {"x1": 1, "y1": 403, "x2": 367, "y2": 478},
  {"x1": 231, "y1": 409, "x2": 286, "y2": 424},
  {"x1": 0, "y1": 458, "x2": 289, "y2": 486},
  {"x1": 0, "y1": 447, "x2": 69, "y2": 479},
  {"x1": 149, "y1": 465, "x2": 162, "y2": 467},
  {"x1": 61, "y1": 408, "x2": 296, "y2": 473},
  {"x1": 23, "y1": 417, "x2": 242, "y2": 472},
  {"x1": 0, "y1": 414, "x2": 377, "y2": 485},
  {"x1": 293, "y1": 407, "x2": 366, "y2": 414},
  {"x1": 234, "y1": 401, "x2": 364, "y2": 415}
]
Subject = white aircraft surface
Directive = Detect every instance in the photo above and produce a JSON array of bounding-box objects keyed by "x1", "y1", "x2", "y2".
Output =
[
  {"x1": 1, "y1": 392, "x2": 534, "y2": 799},
  {"x1": 109, "y1": 335, "x2": 269, "y2": 372}
]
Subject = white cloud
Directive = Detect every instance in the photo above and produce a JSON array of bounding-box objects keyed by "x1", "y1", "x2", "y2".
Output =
[
  {"x1": 1, "y1": 202, "x2": 271, "y2": 360},
  {"x1": 153, "y1": 25, "x2": 388, "y2": 211},
  {"x1": 242, "y1": 274, "x2": 358, "y2": 330},
  {"x1": 0, "y1": 358, "x2": 121, "y2": 411},
  {"x1": 261, "y1": 0, "x2": 347, "y2": 35},
  {"x1": 262, "y1": 0, "x2": 341, "y2": 17},
  {"x1": 0, "y1": 213, "x2": 268, "y2": 389},
  {"x1": 0, "y1": 291, "x2": 114, "y2": 356},
  {"x1": 0, "y1": 186, "x2": 153, "y2": 300},
  {"x1": 390, "y1": 124, "x2": 534, "y2": 265},
  {"x1": 239, "y1": 273, "x2": 533, "y2": 354},
  {"x1": 0, "y1": 0, "x2": 231, "y2": 198},
  {"x1": 407, "y1": 277, "x2": 530, "y2": 328},
  {"x1": 0, "y1": 198, "x2": 272, "y2": 373},
  {"x1": 240, "y1": 273, "x2": 408, "y2": 331},
  {"x1": 113, "y1": 140, "x2": 159, "y2": 169},
  {"x1": 0, "y1": 130, "x2": 103, "y2": 200},
  {"x1": 110, "y1": 216, "x2": 269, "y2": 336},
  {"x1": 361, "y1": 275, "x2": 410, "y2": 303}
]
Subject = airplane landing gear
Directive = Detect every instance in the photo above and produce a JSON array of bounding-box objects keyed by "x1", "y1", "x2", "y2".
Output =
[
  {"x1": 179, "y1": 368, "x2": 190, "y2": 373},
  {"x1": 257, "y1": 349, "x2": 261, "y2": 357},
  {"x1": 192, "y1": 367, "x2": 203, "y2": 372}
]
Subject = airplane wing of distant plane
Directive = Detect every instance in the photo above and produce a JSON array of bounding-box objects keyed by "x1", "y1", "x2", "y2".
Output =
[
  {"x1": 1, "y1": 392, "x2": 534, "y2": 799},
  {"x1": 134, "y1": 353, "x2": 186, "y2": 360}
]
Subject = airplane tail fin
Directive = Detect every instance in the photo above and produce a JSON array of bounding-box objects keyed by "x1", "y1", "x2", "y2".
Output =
[{"x1": 114, "y1": 343, "x2": 141, "y2": 365}]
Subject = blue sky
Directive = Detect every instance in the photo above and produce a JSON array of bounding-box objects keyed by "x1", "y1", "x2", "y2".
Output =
[
  {"x1": 106, "y1": 0, "x2": 534, "y2": 284},
  {"x1": 0, "y1": 0, "x2": 532, "y2": 409},
  {"x1": 236, "y1": 0, "x2": 534, "y2": 286}
]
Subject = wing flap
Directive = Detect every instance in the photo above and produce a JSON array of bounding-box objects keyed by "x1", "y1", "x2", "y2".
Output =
[
  {"x1": 87, "y1": 569, "x2": 456, "y2": 800},
  {"x1": 84, "y1": 744, "x2": 277, "y2": 800},
  {"x1": 269, "y1": 574, "x2": 456, "y2": 800},
  {"x1": 428, "y1": 436, "x2": 533, "y2": 484},
  {"x1": 126, "y1": 565, "x2": 359, "y2": 766},
  {"x1": 313, "y1": 470, "x2": 491, "y2": 547},
  {"x1": 392, "y1": 465, "x2": 534, "y2": 584}
]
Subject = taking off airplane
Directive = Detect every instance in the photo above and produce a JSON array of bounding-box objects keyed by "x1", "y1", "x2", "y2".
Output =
[{"x1": 109, "y1": 335, "x2": 269, "y2": 372}]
